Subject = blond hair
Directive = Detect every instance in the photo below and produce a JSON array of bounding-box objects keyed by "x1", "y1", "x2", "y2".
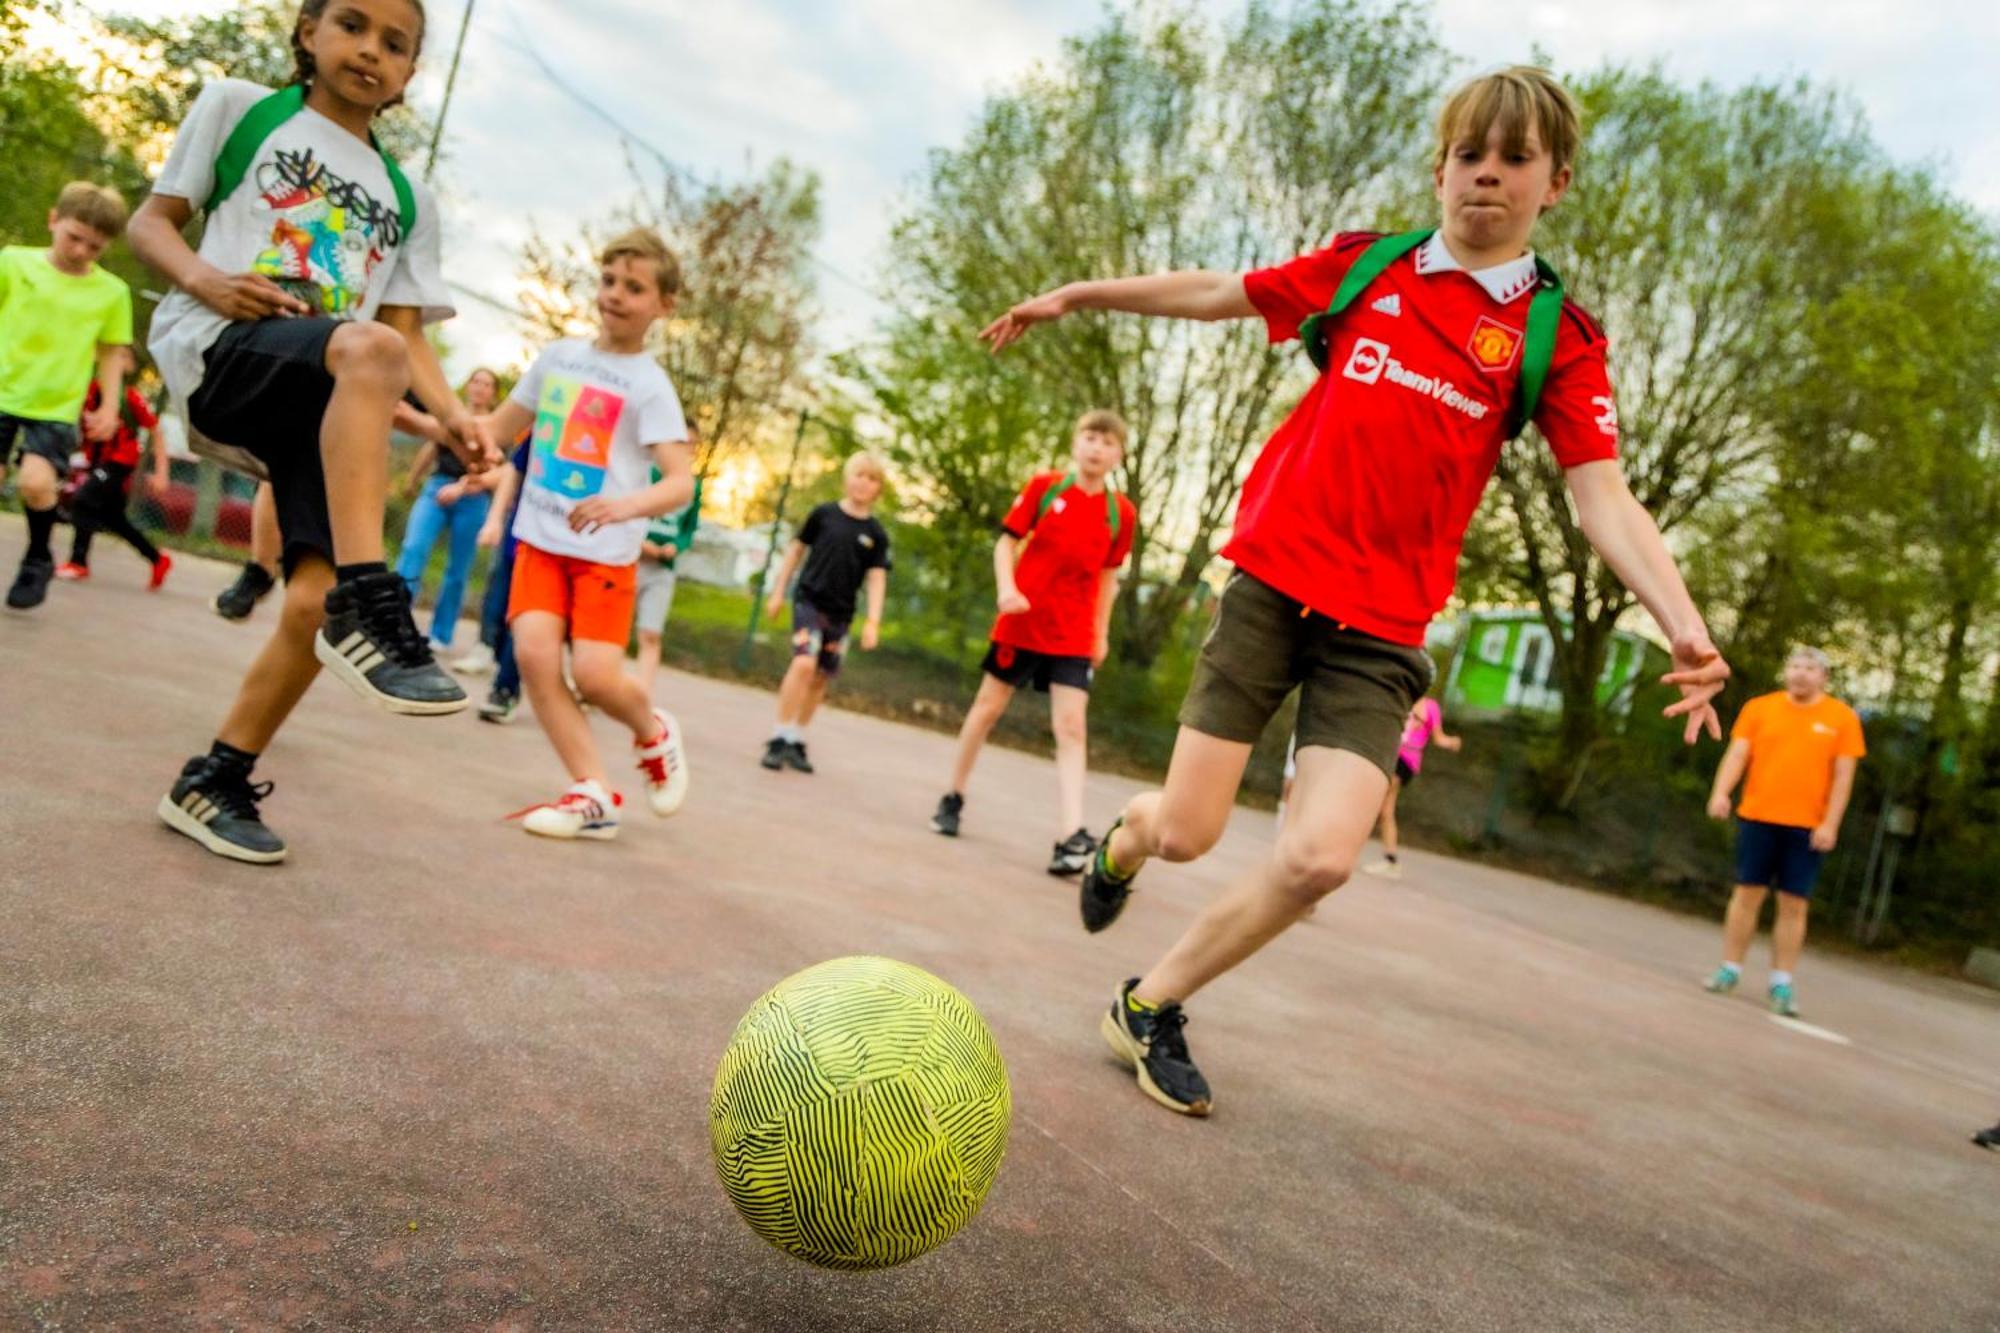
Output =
[
  {"x1": 844, "y1": 451, "x2": 889, "y2": 483},
  {"x1": 600, "y1": 227, "x2": 682, "y2": 298},
  {"x1": 1074, "y1": 409, "x2": 1128, "y2": 447},
  {"x1": 1433, "y1": 67, "x2": 1581, "y2": 178},
  {"x1": 54, "y1": 182, "x2": 129, "y2": 238}
]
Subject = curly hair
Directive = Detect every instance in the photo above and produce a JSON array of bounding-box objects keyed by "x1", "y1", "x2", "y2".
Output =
[{"x1": 291, "y1": 0, "x2": 428, "y2": 110}]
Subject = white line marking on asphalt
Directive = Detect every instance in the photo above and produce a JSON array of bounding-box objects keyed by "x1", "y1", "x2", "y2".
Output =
[{"x1": 1770, "y1": 1015, "x2": 1853, "y2": 1045}]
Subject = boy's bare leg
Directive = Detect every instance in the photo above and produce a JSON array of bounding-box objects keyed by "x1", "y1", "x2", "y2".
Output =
[
  {"x1": 634, "y1": 629, "x2": 663, "y2": 697},
  {"x1": 569, "y1": 638, "x2": 660, "y2": 737},
  {"x1": 1135, "y1": 746, "x2": 1386, "y2": 1004},
  {"x1": 319, "y1": 323, "x2": 410, "y2": 565},
  {"x1": 1050, "y1": 683, "x2": 1090, "y2": 833},
  {"x1": 772, "y1": 654, "x2": 818, "y2": 726},
  {"x1": 515, "y1": 612, "x2": 609, "y2": 784},
  {"x1": 1772, "y1": 893, "x2": 1809, "y2": 972},
  {"x1": 797, "y1": 671, "x2": 832, "y2": 727},
  {"x1": 1720, "y1": 885, "x2": 1768, "y2": 966},
  {"x1": 1104, "y1": 726, "x2": 1254, "y2": 873},
  {"x1": 1377, "y1": 780, "x2": 1402, "y2": 856},
  {"x1": 947, "y1": 674, "x2": 1017, "y2": 793},
  {"x1": 251, "y1": 482, "x2": 280, "y2": 574},
  {"x1": 216, "y1": 557, "x2": 333, "y2": 751}
]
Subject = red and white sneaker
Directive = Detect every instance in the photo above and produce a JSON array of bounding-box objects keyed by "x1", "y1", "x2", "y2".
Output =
[
  {"x1": 635, "y1": 708, "x2": 689, "y2": 816},
  {"x1": 516, "y1": 779, "x2": 622, "y2": 841},
  {"x1": 54, "y1": 562, "x2": 89, "y2": 582},
  {"x1": 148, "y1": 552, "x2": 173, "y2": 591}
]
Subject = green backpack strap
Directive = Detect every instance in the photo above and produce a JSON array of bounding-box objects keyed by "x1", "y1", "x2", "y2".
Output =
[
  {"x1": 206, "y1": 84, "x2": 417, "y2": 237},
  {"x1": 1299, "y1": 229, "x2": 1432, "y2": 371},
  {"x1": 1033, "y1": 471, "x2": 1121, "y2": 543},
  {"x1": 1511, "y1": 258, "x2": 1565, "y2": 439}
]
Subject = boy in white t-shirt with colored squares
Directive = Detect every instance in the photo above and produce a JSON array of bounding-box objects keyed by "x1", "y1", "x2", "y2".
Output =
[{"x1": 482, "y1": 228, "x2": 696, "y2": 840}]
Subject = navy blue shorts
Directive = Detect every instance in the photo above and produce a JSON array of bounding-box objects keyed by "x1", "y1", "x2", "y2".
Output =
[
  {"x1": 982, "y1": 641, "x2": 1092, "y2": 694},
  {"x1": 790, "y1": 597, "x2": 850, "y2": 676},
  {"x1": 1734, "y1": 818, "x2": 1824, "y2": 898}
]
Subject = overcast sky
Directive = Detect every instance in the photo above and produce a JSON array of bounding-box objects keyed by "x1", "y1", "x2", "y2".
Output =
[{"x1": 91, "y1": 0, "x2": 2000, "y2": 376}]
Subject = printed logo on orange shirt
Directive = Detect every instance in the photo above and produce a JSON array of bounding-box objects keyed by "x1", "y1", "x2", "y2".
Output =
[{"x1": 1467, "y1": 316, "x2": 1523, "y2": 372}]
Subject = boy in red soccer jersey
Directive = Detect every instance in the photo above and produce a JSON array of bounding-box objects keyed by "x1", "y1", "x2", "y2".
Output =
[
  {"x1": 981, "y1": 67, "x2": 1730, "y2": 1116},
  {"x1": 929, "y1": 410, "x2": 1138, "y2": 875},
  {"x1": 56, "y1": 348, "x2": 173, "y2": 588}
]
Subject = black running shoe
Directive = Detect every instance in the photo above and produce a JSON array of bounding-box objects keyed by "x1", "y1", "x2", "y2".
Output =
[
  {"x1": 1048, "y1": 827, "x2": 1096, "y2": 877},
  {"x1": 478, "y1": 688, "x2": 519, "y2": 724},
  {"x1": 1079, "y1": 816, "x2": 1138, "y2": 932},
  {"x1": 213, "y1": 560, "x2": 275, "y2": 621},
  {"x1": 156, "y1": 754, "x2": 287, "y2": 864},
  {"x1": 314, "y1": 571, "x2": 467, "y2": 715},
  {"x1": 1975, "y1": 1123, "x2": 2000, "y2": 1151},
  {"x1": 930, "y1": 791, "x2": 964, "y2": 837},
  {"x1": 6, "y1": 557, "x2": 54, "y2": 610},
  {"x1": 1100, "y1": 979, "x2": 1212, "y2": 1116},
  {"x1": 783, "y1": 740, "x2": 815, "y2": 774},
  {"x1": 760, "y1": 737, "x2": 788, "y2": 770}
]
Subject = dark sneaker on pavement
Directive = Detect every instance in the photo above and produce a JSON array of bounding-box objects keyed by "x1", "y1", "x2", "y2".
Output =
[
  {"x1": 1100, "y1": 978, "x2": 1212, "y2": 1117},
  {"x1": 760, "y1": 737, "x2": 789, "y2": 770},
  {"x1": 314, "y1": 571, "x2": 467, "y2": 715},
  {"x1": 930, "y1": 791, "x2": 964, "y2": 837},
  {"x1": 478, "y1": 688, "x2": 519, "y2": 724},
  {"x1": 1974, "y1": 1123, "x2": 2000, "y2": 1150},
  {"x1": 156, "y1": 754, "x2": 287, "y2": 864},
  {"x1": 1048, "y1": 827, "x2": 1096, "y2": 876},
  {"x1": 1079, "y1": 816, "x2": 1138, "y2": 932},
  {"x1": 213, "y1": 560, "x2": 275, "y2": 621},
  {"x1": 783, "y1": 740, "x2": 815, "y2": 774},
  {"x1": 7, "y1": 557, "x2": 54, "y2": 610}
]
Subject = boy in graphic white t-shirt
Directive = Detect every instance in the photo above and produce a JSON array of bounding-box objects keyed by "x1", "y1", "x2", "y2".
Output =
[
  {"x1": 482, "y1": 228, "x2": 695, "y2": 840},
  {"x1": 127, "y1": 0, "x2": 499, "y2": 866}
]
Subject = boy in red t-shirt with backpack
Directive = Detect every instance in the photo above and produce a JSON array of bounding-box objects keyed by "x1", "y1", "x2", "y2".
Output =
[
  {"x1": 980, "y1": 67, "x2": 1730, "y2": 1117},
  {"x1": 930, "y1": 409, "x2": 1138, "y2": 875},
  {"x1": 56, "y1": 348, "x2": 173, "y2": 588}
]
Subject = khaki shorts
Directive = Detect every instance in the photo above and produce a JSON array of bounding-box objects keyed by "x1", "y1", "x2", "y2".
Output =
[{"x1": 1179, "y1": 571, "x2": 1434, "y2": 776}]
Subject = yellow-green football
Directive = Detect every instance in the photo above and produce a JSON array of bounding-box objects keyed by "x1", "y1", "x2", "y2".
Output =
[{"x1": 709, "y1": 956, "x2": 1012, "y2": 1270}]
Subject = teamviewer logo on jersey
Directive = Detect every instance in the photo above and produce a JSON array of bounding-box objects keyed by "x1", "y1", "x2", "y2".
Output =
[{"x1": 1343, "y1": 338, "x2": 1390, "y2": 384}]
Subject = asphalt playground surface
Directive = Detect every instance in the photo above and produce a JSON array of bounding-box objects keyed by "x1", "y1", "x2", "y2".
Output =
[{"x1": 4, "y1": 520, "x2": 1998, "y2": 1331}]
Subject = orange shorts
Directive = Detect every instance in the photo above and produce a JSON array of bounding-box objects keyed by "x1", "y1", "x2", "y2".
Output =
[{"x1": 508, "y1": 541, "x2": 639, "y2": 645}]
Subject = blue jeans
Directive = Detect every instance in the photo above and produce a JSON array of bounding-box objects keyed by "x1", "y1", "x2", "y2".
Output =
[
  {"x1": 483, "y1": 518, "x2": 521, "y2": 696},
  {"x1": 395, "y1": 474, "x2": 492, "y2": 646}
]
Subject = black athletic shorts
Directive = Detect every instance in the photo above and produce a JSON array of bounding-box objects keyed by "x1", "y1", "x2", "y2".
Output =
[
  {"x1": 791, "y1": 597, "x2": 850, "y2": 676},
  {"x1": 982, "y1": 641, "x2": 1093, "y2": 693},
  {"x1": 0, "y1": 411, "x2": 79, "y2": 473},
  {"x1": 187, "y1": 317, "x2": 340, "y2": 578},
  {"x1": 1394, "y1": 756, "x2": 1418, "y2": 786}
]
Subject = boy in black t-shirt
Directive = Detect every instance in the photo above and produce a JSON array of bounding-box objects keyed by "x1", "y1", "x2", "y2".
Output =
[{"x1": 759, "y1": 453, "x2": 892, "y2": 772}]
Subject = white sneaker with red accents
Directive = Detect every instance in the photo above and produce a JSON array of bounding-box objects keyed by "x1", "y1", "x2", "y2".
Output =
[
  {"x1": 520, "y1": 779, "x2": 622, "y2": 840},
  {"x1": 635, "y1": 708, "x2": 689, "y2": 816}
]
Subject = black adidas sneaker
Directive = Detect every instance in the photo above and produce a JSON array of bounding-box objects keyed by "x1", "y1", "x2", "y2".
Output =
[
  {"x1": 213, "y1": 560, "x2": 275, "y2": 621},
  {"x1": 313, "y1": 571, "x2": 466, "y2": 715},
  {"x1": 1100, "y1": 978, "x2": 1212, "y2": 1117},
  {"x1": 156, "y1": 754, "x2": 287, "y2": 865}
]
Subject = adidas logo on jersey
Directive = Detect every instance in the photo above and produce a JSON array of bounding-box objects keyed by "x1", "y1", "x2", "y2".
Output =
[{"x1": 1370, "y1": 293, "x2": 1402, "y2": 317}]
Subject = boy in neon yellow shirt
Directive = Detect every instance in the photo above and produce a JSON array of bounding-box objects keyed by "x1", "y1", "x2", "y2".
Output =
[{"x1": 0, "y1": 182, "x2": 135, "y2": 610}]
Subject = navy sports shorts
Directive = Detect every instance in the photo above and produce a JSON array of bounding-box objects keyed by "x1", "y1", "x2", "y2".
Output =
[
  {"x1": 1734, "y1": 817, "x2": 1824, "y2": 898},
  {"x1": 790, "y1": 596, "x2": 850, "y2": 675},
  {"x1": 982, "y1": 641, "x2": 1092, "y2": 693}
]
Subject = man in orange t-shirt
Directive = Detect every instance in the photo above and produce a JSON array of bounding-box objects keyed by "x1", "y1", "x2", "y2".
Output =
[{"x1": 1703, "y1": 647, "x2": 1865, "y2": 1016}]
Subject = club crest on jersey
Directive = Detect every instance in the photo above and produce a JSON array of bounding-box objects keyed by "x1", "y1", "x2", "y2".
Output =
[{"x1": 1467, "y1": 316, "x2": 1523, "y2": 372}]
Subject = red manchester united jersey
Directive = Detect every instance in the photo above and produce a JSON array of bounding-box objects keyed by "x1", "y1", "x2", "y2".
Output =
[
  {"x1": 992, "y1": 471, "x2": 1137, "y2": 657},
  {"x1": 1233, "y1": 232, "x2": 1620, "y2": 645}
]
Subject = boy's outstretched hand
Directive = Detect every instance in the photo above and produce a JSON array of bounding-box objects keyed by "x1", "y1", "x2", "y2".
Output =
[
  {"x1": 1660, "y1": 633, "x2": 1730, "y2": 744},
  {"x1": 980, "y1": 289, "x2": 1070, "y2": 353}
]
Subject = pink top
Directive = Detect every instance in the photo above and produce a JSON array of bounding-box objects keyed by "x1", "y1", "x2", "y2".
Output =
[{"x1": 1397, "y1": 698, "x2": 1443, "y2": 773}]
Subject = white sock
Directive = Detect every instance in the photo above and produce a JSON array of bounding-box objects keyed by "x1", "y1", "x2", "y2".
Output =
[
  {"x1": 1770, "y1": 970, "x2": 1793, "y2": 987},
  {"x1": 776, "y1": 724, "x2": 801, "y2": 743}
]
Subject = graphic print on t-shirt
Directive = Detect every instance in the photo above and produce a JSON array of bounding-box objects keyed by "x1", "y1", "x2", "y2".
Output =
[
  {"x1": 530, "y1": 374, "x2": 626, "y2": 501},
  {"x1": 250, "y1": 149, "x2": 399, "y2": 316}
]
